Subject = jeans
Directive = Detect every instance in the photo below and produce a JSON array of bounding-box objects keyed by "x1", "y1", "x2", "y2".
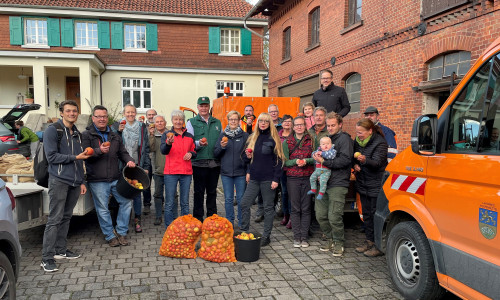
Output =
[
  {"x1": 288, "y1": 176, "x2": 312, "y2": 241},
  {"x1": 42, "y1": 177, "x2": 80, "y2": 261},
  {"x1": 281, "y1": 173, "x2": 290, "y2": 215},
  {"x1": 315, "y1": 186, "x2": 348, "y2": 245},
  {"x1": 220, "y1": 175, "x2": 246, "y2": 228},
  {"x1": 88, "y1": 180, "x2": 132, "y2": 241},
  {"x1": 133, "y1": 193, "x2": 142, "y2": 217},
  {"x1": 192, "y1": 166, "x2": 220, "y2": 222},
  {"x1": 142, "y1": 165, "x2": 153, "y2": 207},
  {"x1": 240, "y1": 180, "x2": 276, "y2": 239},
  {"x1": 359, "y1": 193, "x2": 377, "y2": 242},
  {"x1": 164, "y1": 175, "x2": 191, "y2": 227}
]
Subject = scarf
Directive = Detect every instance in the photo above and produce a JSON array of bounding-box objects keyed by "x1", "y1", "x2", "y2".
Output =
[
  {"x1": 123, "y1": 121, "x2": 141, "y2": 161},
  {"x1": 356, "y1": 135, "x2": 372, "y2": 148},
  {"x1": 224, "y1": 126, "x2": 242, "y2": 138}
]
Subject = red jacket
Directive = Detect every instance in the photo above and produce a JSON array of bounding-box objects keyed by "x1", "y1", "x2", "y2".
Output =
[{"x1": 160, "y1": 129, "x2": 196, "y2": 175}]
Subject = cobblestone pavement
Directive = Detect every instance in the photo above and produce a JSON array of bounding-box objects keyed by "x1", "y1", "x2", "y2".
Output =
[{"x1": 16, "y1": 187, "x2": 407, "y2": 300}]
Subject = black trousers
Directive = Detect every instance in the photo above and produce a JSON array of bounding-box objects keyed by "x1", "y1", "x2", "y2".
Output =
[
  {"x1": 192, "y1": 166, "x2": 221, "y2": 222},
  {"x1": 359, "y1": 193, "x2": 377, "y2": 242}
]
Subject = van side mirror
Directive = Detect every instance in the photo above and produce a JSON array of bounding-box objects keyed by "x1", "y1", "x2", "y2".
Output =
[{"x1": 411, "y1": 114, "x2": 438, "y2": 155}]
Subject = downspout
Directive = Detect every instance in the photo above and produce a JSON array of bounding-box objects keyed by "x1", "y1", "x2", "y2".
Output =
[
  {"x1": 243, "y1": 0, "x2": 268, "y2": 41},
  {"x1": 99, "y1": 68, "x2": 106, "y2": 106}
]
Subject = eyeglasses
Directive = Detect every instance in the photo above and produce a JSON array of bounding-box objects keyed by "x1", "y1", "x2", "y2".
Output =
[
  {"x1": 294, "y1": 123, "x2": 305, "y2": 127},
  {"x1": 93, "y1": 115, "x2": 108, "y2": 119},
  {"x1": 228, "y1": 118, "x2": 239, "y2": 122},
  {"x1": 269, "y1": 111, "x2": 278, "y2": 114},
  {"x1": 321, "y1": 77, "x2": 332, "y2": 80},
  {"x1": 258, "y1": 120, "x2": 270, "y2": 123}
]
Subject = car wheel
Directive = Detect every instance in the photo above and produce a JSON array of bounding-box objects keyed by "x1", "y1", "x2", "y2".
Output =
[
  {"x1": 0, "y1": 251, "x2": 16, "y2": 300},
  {"x1": 386, "y1": 221, "x2": 445, "y2": 300}
]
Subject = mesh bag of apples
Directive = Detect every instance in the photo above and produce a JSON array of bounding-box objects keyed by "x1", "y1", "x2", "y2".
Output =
[
  {"x1": 198, "y1": 214, "x2": 237, "y2": 263},
  {"x1": 159, "y1": 215, "x2": 202, "y2": 258}
]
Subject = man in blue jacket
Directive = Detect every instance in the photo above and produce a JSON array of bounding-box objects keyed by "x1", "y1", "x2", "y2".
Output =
[
  {"x1": 41, "y1": 100, "x2": 90, "y2": 272},
  {"x1": 363, "y1": 106, "x2": 398, "y2": 161}
]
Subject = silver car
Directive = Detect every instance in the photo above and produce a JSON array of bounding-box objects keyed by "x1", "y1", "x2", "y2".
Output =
[
  {"x1": 0, "y1": 178, "x2": 22, "y2": 299},
  {"x1": 0, "y1": 104, "x2": 41, "y2": 157}
]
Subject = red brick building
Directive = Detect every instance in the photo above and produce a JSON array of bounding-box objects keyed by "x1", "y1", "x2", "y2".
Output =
[{"x1": 250, "y1": 0, "x2": 500, "y2": 148}]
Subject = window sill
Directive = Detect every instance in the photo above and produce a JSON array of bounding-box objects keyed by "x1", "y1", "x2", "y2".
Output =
[
  {"x1": 122, "y1": 48, "x2": 148, "y2": 53},
  {"x1": 73, "y1": 46, "x2": 100, "y2": 51},
  {"x1": 305, "y1": 43, "x2": 320, "y2": 53},
  {"x1": 22, "y1": 44, "x2": 50, "y2": 49},
  {"x1": 280, "y1": 57, "x2": 291, "y2": 65},
  {"x1": 340, "y1": 20, "x2": 364, "y2": 35},
  {"x1": 218, "y1": 53, "x2": 243, "y2": 57}
]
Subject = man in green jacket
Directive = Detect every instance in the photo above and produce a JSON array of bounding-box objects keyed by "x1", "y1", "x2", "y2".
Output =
[
  {"x1": 15, "y1": 120, "x2": 39, "y2": 159},
  {"x1": 186, "y1": 96, "x2": 222, "y2": 222}
]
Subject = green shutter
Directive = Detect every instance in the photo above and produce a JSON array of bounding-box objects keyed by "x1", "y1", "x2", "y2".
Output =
[
  {"x1": 60, "y1": 19, "x2": 74, "y2": 47},
  {"x1": 47, "y1": 18, "x2": 60, "y2": 46},
  {"x1": 98, "y1": 21, "x2": 110, "y2": 49},
  {"x1": 111, "y1": 22, "x2": 123, "y2": 49},
  {"x1": 208, "y1": 27, "x2": 220, "y2": 54},
  {"x1": 9, "y1": 16, "x2": 23, "y2": 45},
  {"x1": 146, "y1": 23, "x2": 158, "y2": 51},
  {"x1": 241, "y1": 28, "x2": 252, "y2": 55}
]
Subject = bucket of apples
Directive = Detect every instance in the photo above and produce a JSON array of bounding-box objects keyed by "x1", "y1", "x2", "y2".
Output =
[{"x1": 233, "y1": 231, "x2": 261, "y2": 262}]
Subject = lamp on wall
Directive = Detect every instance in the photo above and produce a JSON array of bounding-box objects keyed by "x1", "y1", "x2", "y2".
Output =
[{"x1": 18, "y1": 67, "x2": 27, "y2": 80}]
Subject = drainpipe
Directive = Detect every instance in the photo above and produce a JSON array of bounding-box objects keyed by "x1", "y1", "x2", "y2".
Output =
[
  {"x1": 243, "y1": 0, "x2": 268, "y2": 41},
  {"x1": 99, "y1": 68, "x2": 106, "y2": 106}
]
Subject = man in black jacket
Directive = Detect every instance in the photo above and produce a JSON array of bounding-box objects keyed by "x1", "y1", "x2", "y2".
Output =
[
  {"x1": 82, "y1": 105, "x2": 136, "y2": 247},
  {"x1": 313, "y1": 112, "x2": 353, "y2": 257},
  {"x1": 312, "y1": 69, "x2": 351, "y2": 117}
]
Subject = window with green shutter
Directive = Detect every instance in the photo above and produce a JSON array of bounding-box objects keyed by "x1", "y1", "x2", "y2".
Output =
[
  {"x1": 111, "y1": 22, "x2": 124, "y2": 49},
  {"x1": 25, "y1": 18, "x2": 48, "y2": 46},
  {"x1": 47, "y1": 18, "x2": 60, "y2": 47},
  {"x1": 209, "y1": 27, "x2": 251, "y2": 55},
  {"x1": 60, "y1": 19, "x2": 74, "y2": 47},
  {"x1": 98, "y1": 21, "x2": 110, "y2": 49}
]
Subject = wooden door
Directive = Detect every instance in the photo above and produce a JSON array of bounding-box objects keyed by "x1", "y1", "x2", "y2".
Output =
[{"x1": 65, "y1": 77, "x2": 80, "y2": 109}]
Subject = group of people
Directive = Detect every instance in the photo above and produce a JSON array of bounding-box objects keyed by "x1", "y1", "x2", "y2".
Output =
[{"x1": 39, "y1": 68, "x2": 398, "y2": 273}]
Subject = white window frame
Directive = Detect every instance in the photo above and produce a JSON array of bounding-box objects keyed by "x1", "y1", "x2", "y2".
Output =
[
  {"x1": 220, "y1": 29, "x2": 241, "y2": 56},
  {"x1": 216, "y1": 81, "x2": 244, "y2": 98},
  {"x1": 121, "y1": 78, "x2": 152, "y2": 112},
  {"x1": 124, "y1": 24, "x2": 146, "y2": 51},
  {"x1": 24, "y1": 18, "x2": 48, "y2": 48},
  {"x1": 75, "y1": 21, "x2": 98, "y2": 49},
  {"x1": 346, "y1": 73, "x2": 361, "y2": 113}
]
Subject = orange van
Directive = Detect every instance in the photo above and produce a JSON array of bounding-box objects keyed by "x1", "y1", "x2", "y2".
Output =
[{"x1": 375, "y1": 37, "x2": 500, "y2": 299}]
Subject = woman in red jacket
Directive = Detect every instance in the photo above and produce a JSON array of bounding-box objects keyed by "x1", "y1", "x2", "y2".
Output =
[{"x1": 160, "y1": 110, "x2": 196, "y2": 227}]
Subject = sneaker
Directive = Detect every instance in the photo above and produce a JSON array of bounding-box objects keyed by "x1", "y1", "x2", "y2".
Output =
[
  {"x1": 254, "y1": 215, "x2": 264, "y2": 223},
  {"x1": 134, "y1": 218, "x2": 142, "y2": 233},
  {"x1": 320, "y1": 239, "x2": 334, "y2": 252},
  {"x1": 355, "y1": 240, "x2": 373, "y2": 253},
  {"x1": 154, "y1": 217, "x2": 162, "y2": 226},
  {"x1": 54, "y1": 250, "x2": 81, "y2": 260},
  {"x1": 293, "y1": 240, "x2": 301, "y2": 248},
  {"x1": 332, "y1": 243, "x2": 344, "y2": 257},
  {"x1": 301, "y1": 241, "x2": 310, "y2": 248},
  {"x1": 260, "y1": 237, "x2": 271, "y2": 247},
  {"x1": 316, "y1": 193, "x2": 323, "y2": 200},
  {"x1": 40, "y1": 259, "x2": 58, "y2": 272},
  {"x1": 143, "y1": 206, "x2": 150, "y2": 215},
  {"x1": 307, "y1": 190, "x2": 315, "y2": 195},
  {"x1": 108, "y1": 237, "x2": 120, "y2": 247}
]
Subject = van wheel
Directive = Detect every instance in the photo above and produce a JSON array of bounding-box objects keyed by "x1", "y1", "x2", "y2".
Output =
[
  {"x1": 0, "y1": 251, "x2": 16, "y2": 300},
  {"x1": 386, "y1": 222, "x2": 445, "y2": 300}
]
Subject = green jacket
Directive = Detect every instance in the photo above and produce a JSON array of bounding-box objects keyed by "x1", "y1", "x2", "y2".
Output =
[
  {"x1": 308, "y1": 124, "x2": 328, "y2": 148},
  {"x1": 18, "y1": 126, "x2": 39, "y2": 143},
  {"x1": 188, "y1": 115, "x2": 222, "y2": 161}
]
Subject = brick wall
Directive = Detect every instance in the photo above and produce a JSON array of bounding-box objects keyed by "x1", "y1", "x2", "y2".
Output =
[
  {"x1": 267, "y1": 0, "x2": 500, "y2": 149},
  {"x1": 0, "y1": 15, "x2": 267, "y2": 71}
]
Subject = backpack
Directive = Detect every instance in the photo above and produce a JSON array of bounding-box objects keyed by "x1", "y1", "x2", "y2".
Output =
[{"x1": 33, "y1": 123, "x2": 64, "y2": 188}]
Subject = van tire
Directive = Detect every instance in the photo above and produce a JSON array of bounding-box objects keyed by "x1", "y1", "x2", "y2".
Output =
[
  {"x1": 0, "y1": 251, "x2": 16, "y2": 300},
  {"x1": 386, "y1": 221, "x2": 445, "y2": 300}
]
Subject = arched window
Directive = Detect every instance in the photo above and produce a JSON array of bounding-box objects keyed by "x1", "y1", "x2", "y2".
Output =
[
  {"x1": 428, "y1": 51, "x2": 471, "y2": 81},
  {"x1": 346, "y1": 73, "x2": 361, "y2": 113}
]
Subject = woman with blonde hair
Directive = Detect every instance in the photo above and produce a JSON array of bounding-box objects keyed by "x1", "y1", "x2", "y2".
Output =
[{"x1": 240, "y1": 113, "x2": 285, "y2": 247}]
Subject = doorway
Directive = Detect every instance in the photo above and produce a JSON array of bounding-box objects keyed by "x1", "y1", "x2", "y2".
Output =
[{"x1": 65, "y1": 77, "x2": 81, "y2": 109}]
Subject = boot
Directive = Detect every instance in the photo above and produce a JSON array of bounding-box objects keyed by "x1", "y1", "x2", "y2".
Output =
[
  {"x1": 134, "y1": 217, "x2": 142, "y2": 233},
  {"x1": 355, "y1": 240, "x2": 373, "y2": 253},
  {"x1": 364, "y1": 244, "x2": 384, "y2": 257},
  {"x1": 280, "y1": 214, "x2": 290, "y2": 226}
]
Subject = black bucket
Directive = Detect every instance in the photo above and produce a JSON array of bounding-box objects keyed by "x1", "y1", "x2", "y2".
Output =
[
  {"x1": 116, "y1": 166, "x2": 150, "y2": 199},
  {"x1": 233, "y1": 231, "x2": 261, "y2": 262}
]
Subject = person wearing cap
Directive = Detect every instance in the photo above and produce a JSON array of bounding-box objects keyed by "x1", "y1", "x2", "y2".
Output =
[
  {"x1": 186, "y1": 96, "x2": 222, "y2": 222},
  {"x1": 312, "y1": 69, "x2": 350, "y2": 116},
  {"x1": 363, "y1": 106, "x2": 398, "y2": 161}
]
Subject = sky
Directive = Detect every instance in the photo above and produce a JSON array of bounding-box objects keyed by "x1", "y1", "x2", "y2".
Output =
[{"x1": 246, "y1": 0, "x2": 259, "y2": 5}]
